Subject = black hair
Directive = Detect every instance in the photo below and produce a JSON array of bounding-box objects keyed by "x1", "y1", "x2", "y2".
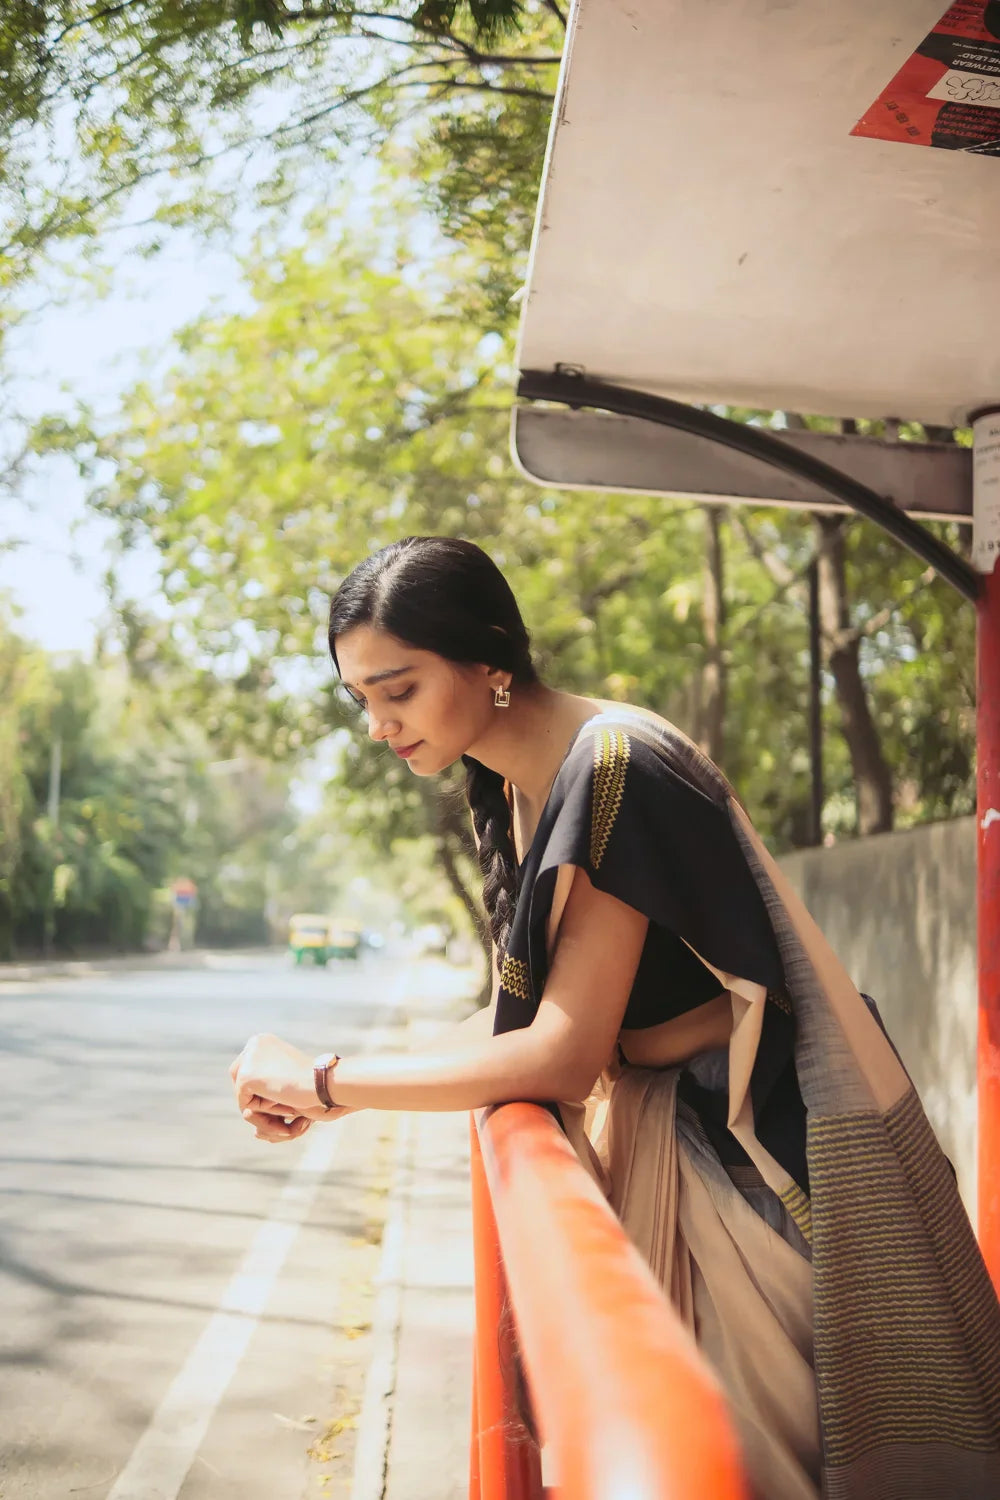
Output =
[{"x1": 328, "y1": 536, "x2": 539, "y2": 955}]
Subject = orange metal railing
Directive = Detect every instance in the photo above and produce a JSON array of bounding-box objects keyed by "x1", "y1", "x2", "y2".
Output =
[{"x1": 469, "y1": 1103, "x2": 750, "y2": 1500}]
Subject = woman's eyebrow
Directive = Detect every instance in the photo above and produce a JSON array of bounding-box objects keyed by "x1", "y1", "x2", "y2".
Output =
[{"x1": 344, "y1": 666, "x2": 414, "y2": 691}]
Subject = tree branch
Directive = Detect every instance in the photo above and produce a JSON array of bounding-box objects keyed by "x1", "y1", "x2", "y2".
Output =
[
  {"x1": 839, "y1": 565, "x2": 937, "y2": 649},
  {"x1": 48, "y1": 0, "x2": 145, "y2": 49}
]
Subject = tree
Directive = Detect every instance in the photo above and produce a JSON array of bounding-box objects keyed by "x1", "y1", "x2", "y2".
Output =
[
  {"x1": 0, "y1": 0, "x2": 562, "y2": 308},
  {"x1": 71, "y1": 209, "x2": 976, "y2": 925}
]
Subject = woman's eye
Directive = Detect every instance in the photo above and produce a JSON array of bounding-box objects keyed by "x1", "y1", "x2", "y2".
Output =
[{"x1": 387, "y1": 686, "x2": 415, "y2": 704}]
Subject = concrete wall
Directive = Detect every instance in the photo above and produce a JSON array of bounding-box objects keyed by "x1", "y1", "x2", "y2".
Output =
[{"x1": 779, "y1": 817, "x2": 977, "y2": 1217}]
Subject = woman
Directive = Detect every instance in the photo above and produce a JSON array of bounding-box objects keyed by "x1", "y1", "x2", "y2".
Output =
[{"x1": 232, "y1": 536, "x2": 1000, "y2": 1500}]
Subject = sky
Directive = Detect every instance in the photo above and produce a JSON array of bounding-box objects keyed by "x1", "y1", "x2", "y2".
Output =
[
  {"x1": 0, "y1": 112, "x2": 390, "y2": 660},
  {"x1": 0, "y1": 236, "x2": 251, "y2": 655}
]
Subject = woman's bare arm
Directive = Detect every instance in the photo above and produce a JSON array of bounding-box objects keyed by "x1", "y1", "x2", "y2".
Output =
[{"x1": 235, "y1": 869, "x2": 647, "y2": 1132}]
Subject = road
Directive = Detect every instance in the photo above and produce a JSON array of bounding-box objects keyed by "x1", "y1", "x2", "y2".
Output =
[{"x1": 0, "y1": 949, "x2": 429, "y2": 1500}]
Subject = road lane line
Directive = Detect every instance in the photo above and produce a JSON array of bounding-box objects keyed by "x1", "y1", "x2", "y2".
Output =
[
  {"x1": 104, "y1": 1123, "x2": 343, "y2": 1500},
  {"x1": 105, "y1": 966, "x2": 415, "y2": 1500}
]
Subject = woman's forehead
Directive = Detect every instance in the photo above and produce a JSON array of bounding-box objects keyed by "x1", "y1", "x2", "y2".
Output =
[{"x1": 336, "y1": 625, "x2": 432, "y2": 685}]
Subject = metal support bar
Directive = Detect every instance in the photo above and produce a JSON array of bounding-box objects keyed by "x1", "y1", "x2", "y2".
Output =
[
  {"x1": 974, "y1": 407, "x2": 1000, "y2": 1291},
  {"x1": 977, "y1": 567, "x2": 1000, "y2": 1289},
  {"x1": 517, "y1": 370, "x2": 979, "y2": 602}
]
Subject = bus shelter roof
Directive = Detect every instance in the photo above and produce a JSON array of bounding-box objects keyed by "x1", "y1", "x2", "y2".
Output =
[{"x1": 514, "y1": 0, "x2": 1000, "y2": 443}]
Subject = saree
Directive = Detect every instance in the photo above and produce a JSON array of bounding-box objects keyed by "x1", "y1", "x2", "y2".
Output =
[{"x1": 493, "y1": 709, "x2": 1000, "y2": 1500}]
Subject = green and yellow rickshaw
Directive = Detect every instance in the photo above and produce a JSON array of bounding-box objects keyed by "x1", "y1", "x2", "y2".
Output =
[{"x1": 288, "y1": 912, "x2": 332, "y2": 966}]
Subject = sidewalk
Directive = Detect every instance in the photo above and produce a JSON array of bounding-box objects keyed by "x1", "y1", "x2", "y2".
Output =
[
  {"x1": 0, "y1": 945, "x2": 274, "y2": 983},
  {"x1": 351, "y1": 964, "x2": 480, "y2": 1500}
]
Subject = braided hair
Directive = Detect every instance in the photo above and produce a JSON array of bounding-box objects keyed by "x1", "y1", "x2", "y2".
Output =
[{"x1": 328, "y1": 537, "x2": 538, "y2": 955}]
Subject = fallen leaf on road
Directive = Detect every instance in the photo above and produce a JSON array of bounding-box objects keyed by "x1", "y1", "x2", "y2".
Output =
[{"x1": 272, "y1": 1412, "x2": 318, "y2": 1430}]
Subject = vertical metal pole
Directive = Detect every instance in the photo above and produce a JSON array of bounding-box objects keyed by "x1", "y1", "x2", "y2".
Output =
[
  {"x1": 973, "y1": 408, "x2": 1000, "y2": 1289},
  {"x1": 808, "y1": 559, "x2": 823, "y2": 846}
]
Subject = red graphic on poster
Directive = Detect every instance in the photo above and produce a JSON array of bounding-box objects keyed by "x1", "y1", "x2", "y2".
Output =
[{"x1": 852, "y1": 2, "x2": 1000, "y2": 154}]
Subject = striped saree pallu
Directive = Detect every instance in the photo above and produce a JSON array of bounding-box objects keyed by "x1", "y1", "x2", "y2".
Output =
[{"x1": 583, "y1": 719, "x2": 1000, "y2": 1500}]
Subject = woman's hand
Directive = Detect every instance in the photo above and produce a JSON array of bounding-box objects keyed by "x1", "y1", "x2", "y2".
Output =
[
  {"x1": 230, "y1": 1032, "x2": 353, "y2": 1142},
  {"x1": 242, "y1": 1108, "x2": 314, "y2": 1144}
]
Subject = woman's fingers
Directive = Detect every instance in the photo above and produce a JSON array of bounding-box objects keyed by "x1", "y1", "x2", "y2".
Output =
[
  {"x1": 246, "y1": 1096, "x2": 353, "y2": 1124},
  {"x1": 243, "y1": 1109, "x2": 312, "y2": 1143},
  {"x1": 247, "y1": 1094, "x2": 295, "y2": 1116}
]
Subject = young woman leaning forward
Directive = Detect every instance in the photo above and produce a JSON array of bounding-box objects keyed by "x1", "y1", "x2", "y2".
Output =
[{"x1": 231, "y1": 535, "x2": 1000, "y2": 1500}]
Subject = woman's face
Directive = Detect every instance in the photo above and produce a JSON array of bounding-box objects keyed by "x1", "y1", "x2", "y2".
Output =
[{"x1": 335, "y1": 625, "x2": 504, "y2": 776}]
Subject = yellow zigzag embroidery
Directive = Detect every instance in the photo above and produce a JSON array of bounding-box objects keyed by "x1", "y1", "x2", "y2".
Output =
[
  {"x1": 780, "y1": 1182, "x2": 813, "y2": 1245},
  {"x1": 591, "y1": 728, "x2": 630, "y2": 869},
  {"x1": 500, "y1": 955, "x2": 531, "y2": 1001}
]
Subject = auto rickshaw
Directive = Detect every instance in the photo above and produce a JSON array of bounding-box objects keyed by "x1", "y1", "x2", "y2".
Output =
[
  {"x1": 288, "y1": 912, "x2": 331, "y2": 966},
  {"x1": 328, "y1": 918, "x2": 362, "y2": 960}
]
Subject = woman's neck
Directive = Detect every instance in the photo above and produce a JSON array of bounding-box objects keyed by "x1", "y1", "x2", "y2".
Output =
[{"x1": 467, "y1": 685, "x2": 602, "y2": 810}]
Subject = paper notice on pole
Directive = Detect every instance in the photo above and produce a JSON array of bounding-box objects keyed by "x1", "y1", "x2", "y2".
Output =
[
  {"x1": 973, "y1": 410, "x2": 1000, "y2": 573},
  {"x1": 852, "y1": 3, "x2": 1000, "y2": 155}
]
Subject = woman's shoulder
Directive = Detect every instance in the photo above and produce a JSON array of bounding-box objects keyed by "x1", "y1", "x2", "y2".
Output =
[
  {"x1": 562, "y1": 701, "x2": 728, "y2": 808},
  {"x1": 585, "y1": 698, "x2": 670, "y2": 731},
  {"x1": 565, "y1": 701, "x2": 686, "y2": 763}
]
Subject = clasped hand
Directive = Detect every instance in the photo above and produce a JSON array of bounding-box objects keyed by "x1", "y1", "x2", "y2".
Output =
[{"x1": 230, "y1": 1032, "x2": 351, "y2": 1143}]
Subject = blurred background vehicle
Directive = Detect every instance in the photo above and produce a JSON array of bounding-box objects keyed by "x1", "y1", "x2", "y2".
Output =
[
  {"x1": 328, "y1": 918, "x2": 362, "y2": 961},
  {"x1": 288, "y1": 912, "x2": 332, "y2": 967}
]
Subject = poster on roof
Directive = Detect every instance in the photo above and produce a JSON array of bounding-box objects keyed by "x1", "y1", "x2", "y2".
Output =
[{"x1": 851, "y1": 2, "x2": 1000, "y2": 155}]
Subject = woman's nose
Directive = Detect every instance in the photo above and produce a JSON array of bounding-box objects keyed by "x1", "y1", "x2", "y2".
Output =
[{"x1": 368, "y1": 712, "x2": 400, "y2": 743}]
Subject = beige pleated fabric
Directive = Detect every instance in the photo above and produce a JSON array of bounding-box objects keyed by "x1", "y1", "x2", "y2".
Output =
[{"x1": 593, "y1": 1065, "x2": 818, "y2": 1500}]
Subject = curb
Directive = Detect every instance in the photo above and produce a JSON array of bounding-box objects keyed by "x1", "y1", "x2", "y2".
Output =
[
  {"x1": 349, "y1": 962, "x2": 482, "y2": 1500},
  {"x1": 0, "y1": 946, "x2": 276, "y2": 983}
]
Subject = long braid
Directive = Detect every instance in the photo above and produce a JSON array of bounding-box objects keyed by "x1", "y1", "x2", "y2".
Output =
[{"x1": 462, "y1": 753, "x2": 519, "y2": 956}]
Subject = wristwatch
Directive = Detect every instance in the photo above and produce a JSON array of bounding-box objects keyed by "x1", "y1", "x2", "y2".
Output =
[{"x1": 313, "y1": 1052, "x2": 341, "y2": 1111}]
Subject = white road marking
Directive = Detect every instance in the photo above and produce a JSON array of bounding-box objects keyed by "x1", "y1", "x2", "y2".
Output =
[
  {"x1": 105, "y1": 965, "x2": 416, "y2": 1500},
  {"x1": 104, "y1": 1124, "x2": 343, "y2": 1500}
]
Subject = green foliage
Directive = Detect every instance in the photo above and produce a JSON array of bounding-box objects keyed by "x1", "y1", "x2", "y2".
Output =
[
  {"x1": 1, "y1": 0, "x2": 976, "y2": 952},
  {"x1": 63, "y1": 210, "x2": 976, "y2": 879},
  {"x1": 0, "y1": 0, "x2": 562, "y2": 311},
  {"x1": 0, "y1": 600, "x2": 328, "y2": 958}
]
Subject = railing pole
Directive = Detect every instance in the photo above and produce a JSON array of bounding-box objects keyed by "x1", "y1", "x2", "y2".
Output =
[
  {"x1": 469, "y1": 1357, "x2": 481, "y2": 1500},
  {"x1": 469, "y1": 1118, "x2": 543, "y2": 1500},
  {"x1": 975, "y1": 407, "x2": 1000, "y2": 1291}
]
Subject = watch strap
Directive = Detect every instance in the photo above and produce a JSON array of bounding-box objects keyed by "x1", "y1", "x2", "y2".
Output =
[{"x1": 313, "y1": 1052, "x2": 341, "y2": 1111}]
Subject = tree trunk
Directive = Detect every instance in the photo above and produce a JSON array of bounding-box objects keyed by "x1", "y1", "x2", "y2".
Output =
[
  {"x1": 815, "y1": 515, "x2": 894, "y2": 834},
  {"x1": 431, "y1": 787, "x2": 492, "y2": 1001},
  {"x1": 697, "y1": 506, "x2": 727, "y2": 767}
]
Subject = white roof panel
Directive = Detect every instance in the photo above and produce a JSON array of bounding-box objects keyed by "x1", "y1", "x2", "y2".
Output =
[{"x1": 517, "y1": 0, "x2": 1000, "y2": 427}]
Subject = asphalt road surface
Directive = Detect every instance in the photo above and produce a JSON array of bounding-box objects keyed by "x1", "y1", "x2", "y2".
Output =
[{"x1": 0, "y1": 949, "x2": 416, "y2": 1500}]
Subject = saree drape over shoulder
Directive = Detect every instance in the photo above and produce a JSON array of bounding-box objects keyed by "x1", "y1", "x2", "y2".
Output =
[{"x1": 493, "y1": 710, "x2": 1000, "y2": 1500}]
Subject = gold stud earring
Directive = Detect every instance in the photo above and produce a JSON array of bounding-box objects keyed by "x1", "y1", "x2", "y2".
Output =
[{"x1": 494, "y1": 684, "x2": 511, "y2": 708}]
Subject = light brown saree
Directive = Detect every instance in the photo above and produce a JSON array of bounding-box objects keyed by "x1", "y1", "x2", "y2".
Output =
[{"x1": 500, "y1": 711, "x2": 1000, "y2": 1500}]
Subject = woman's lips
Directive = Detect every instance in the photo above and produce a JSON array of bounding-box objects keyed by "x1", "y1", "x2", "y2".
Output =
[{"x1": 394, "y1": 741, "x2": 422, "y2": 759}]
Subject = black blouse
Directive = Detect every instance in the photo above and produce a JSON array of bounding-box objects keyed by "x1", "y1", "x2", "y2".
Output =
[{"x1": 493, "y1": 713, "x2": 809, "y2": 1194}]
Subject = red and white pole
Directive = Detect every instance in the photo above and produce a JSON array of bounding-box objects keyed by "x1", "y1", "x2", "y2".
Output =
[{"x1": 973, "y1": 407, "x2": 1000, "y2": 1291}]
